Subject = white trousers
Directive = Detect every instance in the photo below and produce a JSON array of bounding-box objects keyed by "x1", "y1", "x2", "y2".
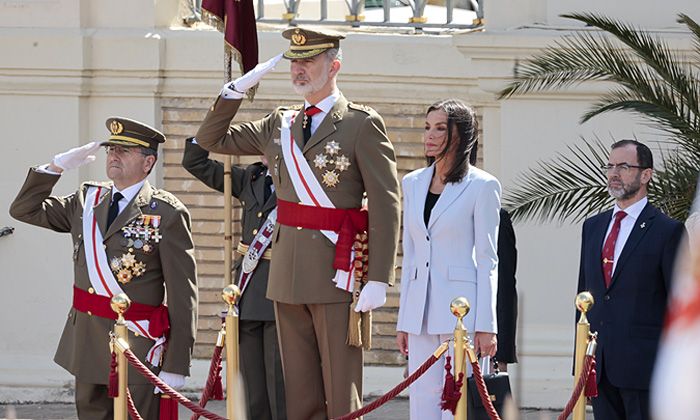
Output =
[{"x1": 407, "y1": 331, "x2": 455, "y2": 420}]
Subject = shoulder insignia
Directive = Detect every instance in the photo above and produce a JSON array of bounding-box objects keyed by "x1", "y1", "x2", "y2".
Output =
[
  {"x1": 152, "y1": 189, "x2": 185, "y2": 210},
  {"x1": 348, "y1": 102, "x2": 376, "y2": 115}
]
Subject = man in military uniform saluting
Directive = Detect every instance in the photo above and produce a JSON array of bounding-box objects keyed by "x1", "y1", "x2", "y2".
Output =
[
  {"x1": 10, "y1": 118, "x2": 198, "y2": 419},
  {"x1": 195, "y1": 28, "x2": 401, "y2": 419},
  {"x1": 182, "y1": 139, "x2": 286, "y2": 420}
]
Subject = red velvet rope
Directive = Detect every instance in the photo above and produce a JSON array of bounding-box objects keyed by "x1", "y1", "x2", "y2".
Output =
[
  {"x1": 121, "y1": 348, "x2": 228, "y2": 420},
  {"x1": 191, "y1": 345, "x2": 225, "y2": 420},
  {"x1": 332, "y1": 344, "x2": 446, "y2": 420},
  {"x1": 557, "y1": 355, "x2": 595, "y2": 420},
  {"x1": 470, "y1": 360, "x2": 502, "y2": 420},
  {"x1": 126, "y1": 388, "x2": 144, "y2": 420}
]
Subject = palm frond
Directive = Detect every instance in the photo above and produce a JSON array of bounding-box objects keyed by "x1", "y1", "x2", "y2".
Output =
[
  {"x1": 503, "y1": 138, "x2": 613, "y2": 224},
  {"x1": 564, "y1": 12, "x2": 700, "y2": 116},
  {"x1": 500, "y1": 13, "x2": 700, "y2": 143},
  {"x1": 650, "y1": 150, "x2": 700, "y2": 220},
  {"x1": 677, "y1": 14, "x2": 700, "y2": 66},
  {"x1": 584, "y1": 89, "x2": 700, "y2": 155}
]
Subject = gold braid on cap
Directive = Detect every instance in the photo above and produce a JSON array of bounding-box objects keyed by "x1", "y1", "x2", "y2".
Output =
[{"x1": 289, "y1": 42, "x2": 336, "y2": 51}]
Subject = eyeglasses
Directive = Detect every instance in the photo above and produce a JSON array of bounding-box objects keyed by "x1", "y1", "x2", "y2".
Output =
[
  {"x1": 105, "y1": 145, "x2": 144, "y2": 156},
  {"x1": 601, "y1": 163, "x2": 650, "y2": 173}
]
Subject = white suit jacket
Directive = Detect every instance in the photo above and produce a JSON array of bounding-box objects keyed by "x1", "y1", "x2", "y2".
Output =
[{"x1": 396, "y1": 164, "x2": 501, "y2": 336}]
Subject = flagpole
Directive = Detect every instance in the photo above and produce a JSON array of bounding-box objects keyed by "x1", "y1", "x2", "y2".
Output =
[{"x1": 223, "y1": 48, "x2": 233, "y2": 288}]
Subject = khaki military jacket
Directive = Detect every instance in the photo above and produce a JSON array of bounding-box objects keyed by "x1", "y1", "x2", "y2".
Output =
[
  {"x1": 195, "y1": 93, "x2": 400, "y2": 304},
  {"x1": 10, "y1": 169, "x2": 198, "y2": 384}
]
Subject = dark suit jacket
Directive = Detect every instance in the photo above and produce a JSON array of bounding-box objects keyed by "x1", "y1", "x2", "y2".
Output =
[
  {"x1": 496, "y1": 209, "x2": 518, "y2": 364},
  {"x1": 182, "y1": 139, "x2": 276, "y2": 321},
  {"x1": 577, "y1": 202, "x2": 685, "y2": 390}
]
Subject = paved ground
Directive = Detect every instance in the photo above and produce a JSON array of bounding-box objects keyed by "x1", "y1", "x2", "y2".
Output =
[{"x1": 1, "y1": 400, "x2": 593, "y2": 419}]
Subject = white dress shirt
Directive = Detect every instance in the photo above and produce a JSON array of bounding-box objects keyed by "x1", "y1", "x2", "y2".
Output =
[
  {"x1": 603, "y1": 196, "x2": 648, "y2": 273},
  {"x1": 304, "y1": 89, "x2": 340, "y2": 136},
  {"x1": 112, "y1": 180, "x2": 145, "y2": 214}
]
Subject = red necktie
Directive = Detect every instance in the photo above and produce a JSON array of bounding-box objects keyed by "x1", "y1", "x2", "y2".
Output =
[
  {"x1": 602, "y1": 211, "x2": 627, "y2": 288},
  {"x1": 302, "y1": 105, "x2": 322, "y2": 144}
]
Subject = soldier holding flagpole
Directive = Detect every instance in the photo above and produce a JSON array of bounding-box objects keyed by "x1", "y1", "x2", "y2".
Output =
[{"x1": 195, "y1": 27, "x2": 401, "y2": 420}]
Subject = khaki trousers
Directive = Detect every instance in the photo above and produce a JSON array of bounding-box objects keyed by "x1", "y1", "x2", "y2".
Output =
[{"x1": 275, "y1": 301, "x2": 363, "y2": 420}]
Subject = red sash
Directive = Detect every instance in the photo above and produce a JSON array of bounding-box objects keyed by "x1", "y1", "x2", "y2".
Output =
[
  {"x1": 72, "y1": 286, "x2": 170, "y2": 338},
  {"x1": 276, "y1": 199, "x2": 368, "y2": 271}
]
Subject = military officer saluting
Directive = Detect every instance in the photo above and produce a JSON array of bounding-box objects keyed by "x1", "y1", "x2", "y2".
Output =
[
  {"x1": 10, "y1": 118, "x2": 198, "y2": 419},
  {"x1": 182, "y1": 139, "x2": 286, "y2": 420},
  {"x1": 195, "y1": 27, "x2": 401, "y2": 419}
]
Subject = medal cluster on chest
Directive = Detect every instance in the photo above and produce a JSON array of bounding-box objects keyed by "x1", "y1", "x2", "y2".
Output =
[{"x1": 110, "y1": 214, "x2": 161, "y2": 284}]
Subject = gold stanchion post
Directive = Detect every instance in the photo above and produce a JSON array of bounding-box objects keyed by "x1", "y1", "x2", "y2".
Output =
[
  {"x1": 224, "y1": 156, "x2": 232, "y2": 287},
  {"x1": 110, "y1": 293, "x2": 131, "y2": 420},
  {"x1": 222, "y1": 284, "x2": 241, "y2": 419},
  {"x1": 573, "y1": 292, "x2": 594, "y2": 420},
  {"x1": 451, "y1": 297, "x2": 473, "y2": 420}
]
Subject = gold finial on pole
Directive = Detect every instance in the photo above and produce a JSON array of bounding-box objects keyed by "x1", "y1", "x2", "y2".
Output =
[
  {"x1": 222, "y1": 284, "x2": 241, "y2": 419},
  {"x1": 451, "y1": 297, "x2": 471, "y2": 420},
  {"x1": 111, "y1": 293, "x2": 131, "y2": 420},
  {"x1": 573, "y1": 292, "x2": 594, "y2": 420}
]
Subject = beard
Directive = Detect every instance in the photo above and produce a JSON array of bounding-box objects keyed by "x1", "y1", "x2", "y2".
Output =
[
  {"x1": 607, "y1": 173, "x2": 642, "y2": 200},
  {"x1": 292, "y1": 66, "x2": 330, "y2": 97}
]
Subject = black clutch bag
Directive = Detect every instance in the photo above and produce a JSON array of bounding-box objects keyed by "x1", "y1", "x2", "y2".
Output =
[{"x1": 466, "y1": 359, "x2": 512, "y2": 420}]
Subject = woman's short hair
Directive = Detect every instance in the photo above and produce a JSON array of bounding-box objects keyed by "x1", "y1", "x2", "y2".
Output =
[{"x1": 425, "y1": 98, "x2": 478, "y2": 183}]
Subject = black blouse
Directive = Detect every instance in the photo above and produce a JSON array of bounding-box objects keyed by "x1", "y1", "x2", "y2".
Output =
[{"x1": 424, "y1": 191, "x2": 441, "y2": 227}]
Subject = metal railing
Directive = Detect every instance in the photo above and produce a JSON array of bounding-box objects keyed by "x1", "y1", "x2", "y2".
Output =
[{"x1": 183, "y1": 0, "x2": 484, "y2": 31}]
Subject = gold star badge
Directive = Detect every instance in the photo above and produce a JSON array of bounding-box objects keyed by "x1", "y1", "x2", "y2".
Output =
[
  {"x1": 322, "y1": 170, "x2": 340, "y2": 187},
  {"x1": 314, "y1": 154, "x2": 329, "y2": 169},
  {"x1": 325, "y1": 140, "x2": 341, "y2": 156}
]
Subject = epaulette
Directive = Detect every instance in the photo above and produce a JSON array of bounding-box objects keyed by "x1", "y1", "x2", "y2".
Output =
[
  {"x1": 152, "y1": 189, "x2": 185, "y2": 209},
  {"x1": 348, "y1": 102, "x2": 376, "y2": 115}
]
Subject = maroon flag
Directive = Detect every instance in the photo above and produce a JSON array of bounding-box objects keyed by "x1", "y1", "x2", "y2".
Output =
[{"x1": 202, "y1": 0, "x2": 259, "y2": 75}]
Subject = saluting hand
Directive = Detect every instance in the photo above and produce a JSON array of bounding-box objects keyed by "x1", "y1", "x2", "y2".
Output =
[
  {"x1": 50, "y1": 141, "x2": 101, "y2": 173},
  {"x1": 221, "y1": 53, "x2": 284, "y2": 100}
]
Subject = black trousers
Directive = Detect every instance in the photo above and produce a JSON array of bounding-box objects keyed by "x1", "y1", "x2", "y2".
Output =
[
  {"x1": 75, "y1": 380, "x2": 159, "y2": 420},
  {"x1": 592, "y1": 368, "x2": 650, "y2": 420}
]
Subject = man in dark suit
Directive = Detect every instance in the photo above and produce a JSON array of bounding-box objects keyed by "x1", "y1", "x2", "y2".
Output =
[
  {"x1": 182, "y1": 138, "x2": 286, "y2": 420},
  {"x1": 577, "y1": 139, "x2": 685, "y2": 420}
]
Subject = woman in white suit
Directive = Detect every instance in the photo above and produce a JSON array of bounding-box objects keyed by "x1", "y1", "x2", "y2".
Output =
[{"x1": 396, "y1": 99, "x2": 501, "y2": 419}]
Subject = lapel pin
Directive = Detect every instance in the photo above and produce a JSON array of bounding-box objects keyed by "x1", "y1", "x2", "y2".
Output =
[{"x1": 640, "y1": 222, "x2": 646, "y2": 229}]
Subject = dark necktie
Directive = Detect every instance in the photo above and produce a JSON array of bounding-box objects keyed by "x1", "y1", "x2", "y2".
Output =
[
  {"x1": 302, "y1": 105, "x2": 322, "y2": 145},
  {"x1": 602, "y1": 211, "x2": 627, "y2": 288},
  {"x1": 264, "y1": 175, "x2": 273, "y2": 203},
  {"x1": 106, "y1": 192, "x2": 124, "y2": 230}
]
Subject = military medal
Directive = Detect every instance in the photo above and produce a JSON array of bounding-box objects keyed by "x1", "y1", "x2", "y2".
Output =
[{"x1": 315, "y1": 140, "x2": 350, "y2": 187}]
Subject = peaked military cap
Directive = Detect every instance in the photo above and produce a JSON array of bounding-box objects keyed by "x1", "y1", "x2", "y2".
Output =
[
  {"x1": 101, "y1": 117, "x2": 166, "y2": 152},
  {"x1": 282, "y1": 27, "x2": 345, "y2": 59}
]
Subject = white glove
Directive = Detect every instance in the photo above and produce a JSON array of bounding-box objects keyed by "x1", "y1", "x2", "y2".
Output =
[
  {"x1": 52, "y1": 142, "x2": 101, "y2": 171},
  {"x1": 354, "y1": 281, "x2": 387, "y2": 313},
  {"x1": 221, "y1": 53, "x2": 283, "y2": 100},
  {"x1": 154, "y1": 371, "x2": 186, "y2": 394}
]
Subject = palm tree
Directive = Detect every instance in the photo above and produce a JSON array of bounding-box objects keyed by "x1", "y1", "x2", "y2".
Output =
[{"x1": 498, "y1": 12, "x2": 700, "y2": 223}]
